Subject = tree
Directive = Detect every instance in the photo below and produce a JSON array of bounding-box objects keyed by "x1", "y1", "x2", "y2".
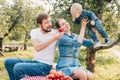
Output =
[
  {"x1": 0, "y1": 0, "x2": 23, "y2": 53},
  {"x1": 0, "y1": 0, "x2": 44, "y2": 50},
  {"x1": 86, "y1": 34, "x2": 120, "y2": 72},
  {"x1": 84, "y1": 0, "x2": 120, "y2": 72}
]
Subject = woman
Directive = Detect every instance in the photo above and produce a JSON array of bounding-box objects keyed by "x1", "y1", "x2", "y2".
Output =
[{"x1": 55, "y1": 18, "x2": 94, "y2": 80}]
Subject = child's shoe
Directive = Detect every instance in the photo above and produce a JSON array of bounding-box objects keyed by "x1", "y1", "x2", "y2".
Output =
[
  {"x1": 105, "y1": 38, "x2": 109, "y2": 44},
  {"x1": 94, "y1": 41, "x2": 101, "y2": 48}
]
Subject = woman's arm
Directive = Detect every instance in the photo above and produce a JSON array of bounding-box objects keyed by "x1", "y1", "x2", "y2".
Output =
[{"x1": 77, "y1": 18, "x2": 88, "y2": 43}]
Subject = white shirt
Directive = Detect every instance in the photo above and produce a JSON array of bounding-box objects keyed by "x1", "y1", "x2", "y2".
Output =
[{"x1": 30, "y1": 28, "x2": 57, "y2": 65}]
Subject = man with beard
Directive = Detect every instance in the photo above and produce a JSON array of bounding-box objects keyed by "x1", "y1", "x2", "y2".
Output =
[{"x1": 4, "y1": 12, "x2": 63, "y2": 80}]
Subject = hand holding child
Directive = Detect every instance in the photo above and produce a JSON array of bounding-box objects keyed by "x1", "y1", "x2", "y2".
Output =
[
  {"x1": 81, "y1": 18, "x2": 89, "y2": 27},
  {"x1": 90, "y1": 20, "x2": 95, "y2": 26}
]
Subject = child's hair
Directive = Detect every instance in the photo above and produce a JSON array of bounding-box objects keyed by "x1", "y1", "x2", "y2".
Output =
[
  {"x1": 55, "y1": 18, "x2": 64, "y2": 29},
  {"x1": 70, "y1": 3, "x2": 82, "y2": 12}
]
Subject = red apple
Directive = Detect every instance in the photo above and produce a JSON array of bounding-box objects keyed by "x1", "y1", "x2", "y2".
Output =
[
  {"x1": 58, "y1": 28, "x2": 64, "y2": 32},
  {"x1": 48, "y1": 74, "x2": 55, "y2": 79},
  {"x1": 54, "y1": 72, "x2": 61, "y2": 79},
  {"x1": 60, "y1": 76, "x2": 66, "y2": 80},
  {"x1": 57, "y1": 71, "x2": 65, "y2": 77}
]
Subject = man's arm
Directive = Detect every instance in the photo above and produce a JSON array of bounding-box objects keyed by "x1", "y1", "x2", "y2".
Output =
[{"x1": 31, "y1": 33, "x2": 63, "y2": 52}]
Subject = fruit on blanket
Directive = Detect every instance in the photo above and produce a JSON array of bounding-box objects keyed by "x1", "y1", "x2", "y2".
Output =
[
  {"x1": 48, "y1": 74, "x2": 55, "y2": 79},
  {"x1": 57, "y1": 71, "x2": 64, "y2": 77},
  {"x1": 54, "y1": 72, "x2": 61, "y2": 79},
  {"x1": 47, "y1": 69, "x2": 72, "y2": 80},
  {"x1": 58, "y1": 28, "x2": 64, "y2": 32}
]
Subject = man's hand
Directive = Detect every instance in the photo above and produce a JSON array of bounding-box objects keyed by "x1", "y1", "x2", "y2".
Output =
[
  {"x1": 90, "y1": 20, "x2": 95, "y2": 26},
  {"x1": 54, "y1": 31, "x2": 64, "y2": 40}
]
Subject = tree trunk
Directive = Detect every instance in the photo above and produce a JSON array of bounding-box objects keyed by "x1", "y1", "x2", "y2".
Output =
[
  {"x1": 86, "y1": 48, "x2": 96, "y2": 72},
  {"x1": 86, "y1": 37, "x2": 120, "y2": 73},
  {"x1": 3, "y1": 7, "x2": 22, "y2": 40},
  {"x1": 0, "y1": 38, "x2": 4, "y2": 56},
  {"x1": 0, "y1": 38, "x2": 2, "y2": 51},
  {"x1": 23, "y1": 33, "x2": 28, "y2": 50},
  {"x1": 23, "y1": 43, "x2": 27, "y2": 50}
]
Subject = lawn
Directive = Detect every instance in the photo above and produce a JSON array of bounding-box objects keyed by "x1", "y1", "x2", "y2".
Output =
[{"x1": 0, "y1": 46, "x2": 120, "y2": 80}]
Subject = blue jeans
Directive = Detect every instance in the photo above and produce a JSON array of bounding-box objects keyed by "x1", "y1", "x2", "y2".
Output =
[
  {"x1": 4, "y1": 58, "x2": 52, "y2": 80},
  {"x1": 88, "y1": 20, "x2": 108, "y2": 42}
]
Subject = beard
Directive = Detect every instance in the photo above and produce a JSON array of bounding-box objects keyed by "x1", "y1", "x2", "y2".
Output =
[{"x1": 41, "y1": 25, "x2": 51, "y2": 33}]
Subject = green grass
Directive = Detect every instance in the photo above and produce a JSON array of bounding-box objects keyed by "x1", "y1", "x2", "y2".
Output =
[
  {"x1": 0, "y1": 47, "x2": 34, "y2": 80},
  {"x1": 0, "y1": 46, "x2": 120, "y2": 80},
  {"x1": 94, "y1": 49, "x2": 120, "y2": 80},
  {"x1": 3, "y1": 40, "x2": 33, "y2": 46},
  {"x1": 0, "y1": 71, "x2": 8, "y2": 80}
]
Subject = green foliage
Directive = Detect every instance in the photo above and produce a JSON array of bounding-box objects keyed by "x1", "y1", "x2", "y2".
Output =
[
  {"x1": 11, "y1": 31, "x2": 22, "y2": 41},
  {"x1": 51, "y1": 0, "x2": 120, "y2": 41},
  {"x1": 0, "y1": 0, "x2": 44, "y2": 44},
  {"x1": 1, "y1": 0, "x2": 120, "y2": 44},
  {"x1": 118, "y1": 33, "x2": 120, "y2": 38}
]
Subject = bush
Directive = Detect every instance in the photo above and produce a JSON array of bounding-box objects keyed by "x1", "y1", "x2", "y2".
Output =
[{"x1": 11, "y1": 32, "x2": 22, "y2": 41}]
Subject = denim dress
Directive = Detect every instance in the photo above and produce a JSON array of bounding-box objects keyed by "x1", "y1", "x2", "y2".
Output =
[{"x1": 56, "y1": 33, "x2": 93, "y2": 76}]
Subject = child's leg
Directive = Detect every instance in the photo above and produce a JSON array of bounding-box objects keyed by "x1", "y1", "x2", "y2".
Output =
[
  {"x1": 95, "y1": 20, "x2": 109, "y2": 43},
  {"x1": 92, "y1": 28, "x2": 102, "y2": 41},
  {"x1": 88, "y1": 27, "x2": 101, "y2": 47},
  {"x1": 88, "y1": 27, "x2": 98, "y2": 43}
]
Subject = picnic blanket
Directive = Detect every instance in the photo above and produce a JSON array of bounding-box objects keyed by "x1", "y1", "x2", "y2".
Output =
[{"x1": 20, "y1": 76, "x2": 46, "y2": 80}]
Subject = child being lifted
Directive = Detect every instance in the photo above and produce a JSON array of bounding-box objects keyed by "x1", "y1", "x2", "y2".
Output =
[{"x1": 70, "y1": 3, "x2": 109, "y2": 47}]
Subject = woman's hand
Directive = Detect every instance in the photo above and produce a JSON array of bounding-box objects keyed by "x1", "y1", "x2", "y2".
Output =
[{"x1": 81, "y1": 18, "x2": 89, "y2": 27}]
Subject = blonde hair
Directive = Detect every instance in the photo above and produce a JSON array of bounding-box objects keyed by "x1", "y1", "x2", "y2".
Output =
[{"x1": 70, "y1": 3, "x2": 82, "y2": 12}]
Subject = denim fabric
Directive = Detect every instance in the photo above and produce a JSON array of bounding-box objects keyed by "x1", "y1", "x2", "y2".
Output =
[
  {"x1": 56, "y1": 33, "x2": 93, "y2": 76},
  {"x1": 73, "y1": 10, "x2": 108, "y2": 42},
  {"x1": 4, "y1": 58, "x2": 52, "y2": 80},
  {"x1": 88, "y1": 29, "x2": 98, "y2": 42},
  {"x1": 94, "y1": 20, "x2": 108, "y2": 38},
  {"x1": 82, "y1": 39, "x2": 94, "y2": 47}
]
